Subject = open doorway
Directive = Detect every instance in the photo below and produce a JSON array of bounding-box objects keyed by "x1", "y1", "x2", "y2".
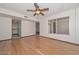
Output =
[
  {"x1": 12, "y1": 19, "x2": 21, "y2": 39},
  {"x1": 36, "y1": 22, "x2": 40, "y2": 35}
]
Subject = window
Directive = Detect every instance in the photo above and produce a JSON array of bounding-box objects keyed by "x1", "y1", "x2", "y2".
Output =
[{"x1": 48, "y1": 16, "x2": 69, "y2": 34}]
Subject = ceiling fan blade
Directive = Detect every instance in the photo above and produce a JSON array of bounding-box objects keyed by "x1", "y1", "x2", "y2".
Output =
[
  {"x1": 40, "y1": 8, "x2": 49, "y2": 11},
  {"x1": 34, "y1": 3, "x2": 39, "y2": 8},
  {"x1": 27, "y1": 10, "x2": 35, "y2": 12},
  {"x1": 33, "y1": 13, "x2": 36, "y2": 16},
  {"x1": 40, "y1": 12, "x2": 44, "y2": 16}
]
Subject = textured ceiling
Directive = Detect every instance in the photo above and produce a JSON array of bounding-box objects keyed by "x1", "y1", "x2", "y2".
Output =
[{"x1": 0, "y1": 3, "x2": 79, "y2": 19}]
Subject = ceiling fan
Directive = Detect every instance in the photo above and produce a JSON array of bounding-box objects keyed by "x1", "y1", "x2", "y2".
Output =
[{"x1": 26, "y1": 3, "x2": 49, "y2": 16}]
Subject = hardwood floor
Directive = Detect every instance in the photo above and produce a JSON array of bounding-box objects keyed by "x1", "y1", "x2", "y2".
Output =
[{"x1": 0, "y1": 35, "x2": 79, "y2": 55}]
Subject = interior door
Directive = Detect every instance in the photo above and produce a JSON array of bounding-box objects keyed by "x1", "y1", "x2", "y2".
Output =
[{"x1": 36, "y1": 22, "x2": 40, "y2": 35}]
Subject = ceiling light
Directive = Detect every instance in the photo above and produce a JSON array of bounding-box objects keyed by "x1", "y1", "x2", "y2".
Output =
[{"x1": 36, "y1": 11, "x2": 40, "y2": 14}]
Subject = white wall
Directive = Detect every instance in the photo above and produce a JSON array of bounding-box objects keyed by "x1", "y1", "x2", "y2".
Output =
[
  {"x1": 76, "y1": 7, "x2": 79, "y2": 44},
  {"x1": 0, "y1": 17, "x2": 36, "y2": 40},
  {"x1": 21, "y1": 20, "x2": 35, "y2": 37},
  {"x1": 0, "y1": 17, "x2": 12, "y2": 40},
  {"x1": 0, "y1": 7, "x2": 38, "y2": 40},
  {"x1": 40, "y1": 8, "x2": 76, "y2": 44}
]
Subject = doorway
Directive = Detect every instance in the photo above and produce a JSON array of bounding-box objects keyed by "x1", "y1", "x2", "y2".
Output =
[
  {"x1": 36, "y1": 22, "x2": 40, "y2": 35},
  {"x1": 12, "y1": 19, "x2": 21, "y2": 39}
]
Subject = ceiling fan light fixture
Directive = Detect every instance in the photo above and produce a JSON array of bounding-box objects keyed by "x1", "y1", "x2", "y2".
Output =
[
  {"x1": 26, "y1": 3, "x2": 49, "y2": 16},
  {"x1": 35, "y1": 11, "x2": 40, "y2": 14}
]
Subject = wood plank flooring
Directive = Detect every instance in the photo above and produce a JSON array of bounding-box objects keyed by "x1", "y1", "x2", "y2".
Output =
[{"x1": 0, "y1": 36, "x2": 79, "y2": 55}]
